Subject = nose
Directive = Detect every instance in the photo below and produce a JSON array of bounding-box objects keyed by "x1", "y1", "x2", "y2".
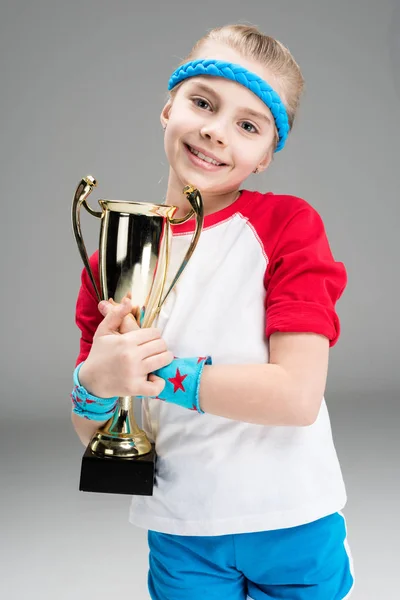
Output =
[{"x1": 200, "y1": 120, "x2": 228, "y2": 146}]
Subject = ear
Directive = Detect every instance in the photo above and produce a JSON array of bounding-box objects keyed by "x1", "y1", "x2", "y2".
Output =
[{"x1": 160, "y1": 99, "x2": 173, "y2": 129}]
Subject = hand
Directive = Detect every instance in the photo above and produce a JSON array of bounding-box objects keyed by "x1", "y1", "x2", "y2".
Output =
[{"x1": 78, "y1": 295, "x2": 173, "y2": 399}]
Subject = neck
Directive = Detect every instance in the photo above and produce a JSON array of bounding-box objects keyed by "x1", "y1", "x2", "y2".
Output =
[{"x1": 164, "y1": 167, "x2": 241, "y2": 218}]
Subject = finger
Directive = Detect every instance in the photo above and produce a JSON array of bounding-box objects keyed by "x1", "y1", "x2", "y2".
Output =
[
  {"x1": 96, "y1": 297, "x2": 133, "y2": 336},
  {"x1": 108, "y1": 297, "x2": 140, "y2": 322},
  {"x1": 98, "y1": 300, "x2": 113, "y2": 317},
  {"x1": 122, "y1": 327, "x2": 162, "y2": 345},
  {"x1": 98, "y1": 296, "x2": 126, "y2": 316},
  {"x1": 142, "y1": 351, "x2": 174, "y2": 374},
  {"x1": 141, "y1": 375, "x2": 166, "y2": 397},
  {"x1": 109, "y1": 295, "x2": 136, "y2": 310},
  {"x1": 137, "y1": 338, "x2": 168, "y2": 359},
  {"x1": 98, "y1": 296, "x2": 133, "y2": 317},
  {"x1": 98, "y1": 297, "x2": 140, "y2": 334},
  {"x1": 132, "y1": 305, "x2": 142, "y2": 323},
  {"x1": 119, "y1": 312, "x2": 140, "y2": 334},
  {"x1": 108, "y1": 298, "x2": 140, "y2": 333}
]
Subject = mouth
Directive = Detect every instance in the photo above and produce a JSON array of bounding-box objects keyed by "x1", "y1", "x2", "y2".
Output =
[{"x1": 184, "y1": 143, "x2": 227, "y2": 170}]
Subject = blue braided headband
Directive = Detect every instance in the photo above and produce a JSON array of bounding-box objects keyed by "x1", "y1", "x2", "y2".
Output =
[{"x1": 168, "y1": 59, "x2": 290, "y2": 152}]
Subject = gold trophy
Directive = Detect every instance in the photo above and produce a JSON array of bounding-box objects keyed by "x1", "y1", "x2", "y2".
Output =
[{"x1": 72, "y1": 175, "x2": 204, "y2": 495}]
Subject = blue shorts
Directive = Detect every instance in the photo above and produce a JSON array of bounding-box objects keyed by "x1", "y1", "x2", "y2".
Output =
[{"x1": 147, "y1": 511, "x2": 354, "y2": 599}]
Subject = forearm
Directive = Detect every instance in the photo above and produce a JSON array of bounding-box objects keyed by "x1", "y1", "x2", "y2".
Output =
[
  {"x1": 199, "y1": 363, "x2": 311, "y2": 427},
  {"x1": 71, "y1": 411, "x2": 108, "y2": 447}
]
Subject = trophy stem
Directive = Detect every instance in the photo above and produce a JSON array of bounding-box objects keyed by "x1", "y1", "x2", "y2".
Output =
[{"x1": 89, "y1": 396, "x2": 153, "y2": 458}]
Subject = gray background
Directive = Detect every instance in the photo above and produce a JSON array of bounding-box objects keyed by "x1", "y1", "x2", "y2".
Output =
[{"x1": 1, "y1": 0, "x2": 398, "y2": 598}]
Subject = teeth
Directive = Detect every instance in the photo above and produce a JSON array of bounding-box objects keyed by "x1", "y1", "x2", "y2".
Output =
[{"x1": 189, "y1": 146, "x2": 222, "y2": 166}]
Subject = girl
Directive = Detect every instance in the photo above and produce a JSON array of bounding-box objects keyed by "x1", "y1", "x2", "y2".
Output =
[{"x1": 71, "y1": 24, "x2": 355, "y2": 600}]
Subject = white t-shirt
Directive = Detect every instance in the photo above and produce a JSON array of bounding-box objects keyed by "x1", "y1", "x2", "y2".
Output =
[{"x1": 76, "y1": 190, "x2": 348, "y2": 537}]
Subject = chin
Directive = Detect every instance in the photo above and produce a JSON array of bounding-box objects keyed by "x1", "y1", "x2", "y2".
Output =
[
  {"x1": 172, "y1": 161, "x2": 239, "y2": 195},
  {"x1": 173, "y1": 168, "x2": 204, "y2": 191}
]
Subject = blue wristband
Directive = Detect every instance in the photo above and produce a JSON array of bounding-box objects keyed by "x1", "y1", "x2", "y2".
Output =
[
  {"x1": 152, "y1": 356, "x2": 212, "y2": 413},
  {"x1": 71, "y1": 362, "x2": 119, "y2": 421}
]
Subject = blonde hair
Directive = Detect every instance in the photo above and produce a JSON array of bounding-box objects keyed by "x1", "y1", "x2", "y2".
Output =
[{"x1": 171, "y1": 24, "x2": 305, "y2": 149}]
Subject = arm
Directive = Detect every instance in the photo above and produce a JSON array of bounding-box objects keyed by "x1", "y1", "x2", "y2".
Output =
[
  {"x1": 199, "y1": 332, "x2": 329, "y2": 427},
  {"x1": 71, "y1": 412, "x2": 108, "y2": 447},
  {"x1": 199, "y1": 202, "x2": 345, "y2": 427},
  {"x1": 71, "y1": 252, "x2": 103, "y2": 446}
]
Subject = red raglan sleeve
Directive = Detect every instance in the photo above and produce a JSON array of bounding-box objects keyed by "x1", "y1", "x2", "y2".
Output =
[
  {"x1": 74, "y1": 251, "x2": 102, "y2": 366},
  {"x1": 264, "y1": 203, "x2": 347, "y2": 347}
]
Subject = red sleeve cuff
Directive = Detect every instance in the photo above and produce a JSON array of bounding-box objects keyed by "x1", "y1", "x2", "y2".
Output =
[{"x1": 266, "y1": 300, "x2": 341, "y2": 347}]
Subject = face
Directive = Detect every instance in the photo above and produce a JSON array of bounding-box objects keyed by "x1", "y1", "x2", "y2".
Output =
[{"x1": 161, "y1": 42, "x2": 283, "y2": 198}]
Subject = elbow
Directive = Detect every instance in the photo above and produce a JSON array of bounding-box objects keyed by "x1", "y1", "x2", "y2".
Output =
[
  {"x1": 300, "y1": 412, "x2": 318, "y2": 427},
  {"x1": 298, "y1": 394, "x2": 323, "y2": 427},
  {"x1": 71, "y1": 411, "x2": 90, "y2": 447},
  {"x1": 285, "y1": 380, "x2": 322, "y2": 427},
  {"x1": 71, "y1": 411, "x2": 108, "y2": 447}
]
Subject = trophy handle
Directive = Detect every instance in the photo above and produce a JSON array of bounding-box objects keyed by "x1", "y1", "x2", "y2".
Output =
[
  {"x1": 159, "y1": 185, "x2": 204, "y2": 308},
  {"x1": 71, "y1": 175, "x2": 103, "y2": 302}
]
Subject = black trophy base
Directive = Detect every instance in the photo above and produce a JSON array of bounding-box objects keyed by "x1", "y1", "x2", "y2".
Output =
[{"x1": 79, "y1": 443, "x2": 156, "y2": 496}]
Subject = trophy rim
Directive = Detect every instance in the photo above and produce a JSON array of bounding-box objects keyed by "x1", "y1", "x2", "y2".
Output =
[{"x1": 98, "y1": 199, "x2": 177, "y2": 218}]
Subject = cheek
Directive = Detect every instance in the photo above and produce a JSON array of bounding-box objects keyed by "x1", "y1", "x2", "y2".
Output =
[
  {"x1": 163, "y1": 112, "x2": 196, "y2": 158},
  {"x1": 232, "y1": 142, "x2": 261, "y2": 170},
  {"x1": 234, "y1": 134, "x2": 273, "y2": 167},
  {"x1": 238, "y1": 151, "x2": 257, "y2": 169},
  {"x1": 163, "y1": 124, "x2": 181, "y2": 164}
]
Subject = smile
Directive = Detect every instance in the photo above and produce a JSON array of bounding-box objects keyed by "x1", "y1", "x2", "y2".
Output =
[{"x1": 184, "y1": 144, "x2": 227, "y2": 169}]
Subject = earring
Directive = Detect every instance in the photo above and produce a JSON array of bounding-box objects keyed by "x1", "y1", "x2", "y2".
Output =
[{"x1": 253, "y1": 166, "x2": 260, "y2": 174}]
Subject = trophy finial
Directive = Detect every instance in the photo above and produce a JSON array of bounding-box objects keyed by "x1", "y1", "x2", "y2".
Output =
[
  {"x1": 183, "y1": 184, "x2": 196, "y2": 195},
  {"x1": 72, "y1": 175, "x2": 102, "y2": 303},
  {"x1": 84, "y1": 175, "x2": 97, "y2": 188}
]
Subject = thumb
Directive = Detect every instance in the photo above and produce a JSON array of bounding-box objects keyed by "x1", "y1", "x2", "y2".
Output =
[
  {"x1": 95, "y1": 296, "x2": 133, "y2": 337},
  {"x1": 147, "y1": 374, "x2": 166, "y2": 397}
]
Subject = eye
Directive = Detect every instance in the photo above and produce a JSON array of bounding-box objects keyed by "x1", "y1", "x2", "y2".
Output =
[
  {"x1": 240, "y1": 121, "x2": 258, "y2": 134},
  {"x1": 192, "y1": 97, "x2": 212, "y2": 111}
]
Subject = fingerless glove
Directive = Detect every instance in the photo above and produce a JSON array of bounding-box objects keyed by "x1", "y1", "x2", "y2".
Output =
[
  {"x1": 71, "y1": 361, "x2": 119, "y2": 420},
  {"x1": 152, "y1": 356, "x2": 212, "y2": 413}
]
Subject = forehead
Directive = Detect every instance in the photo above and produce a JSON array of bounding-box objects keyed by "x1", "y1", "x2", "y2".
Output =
[{"x1": 192, "y1": 40, "x2": 282, "y2": 97}]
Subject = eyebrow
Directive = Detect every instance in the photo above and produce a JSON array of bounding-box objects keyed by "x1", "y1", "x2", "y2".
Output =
[{"x1": 189, "y1": 81, "x2": 272, "y2": 125}]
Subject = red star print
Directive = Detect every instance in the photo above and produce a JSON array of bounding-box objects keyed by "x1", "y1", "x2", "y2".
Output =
[
  {"x1": 168, "y1": 368, "x2": 188, "y2": 393},
  {"x1": 197, "y1": 357, "x2": 207, "y2": 363}
]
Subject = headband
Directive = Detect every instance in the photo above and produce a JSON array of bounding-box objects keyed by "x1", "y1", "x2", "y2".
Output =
[{"x1": 168, "y1": 59, "x2": 290, "y2": 152}]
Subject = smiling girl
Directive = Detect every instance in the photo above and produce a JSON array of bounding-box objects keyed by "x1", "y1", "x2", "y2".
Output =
[{"x1": 72, "y1": 24, "x2": 355, "y2": 600}]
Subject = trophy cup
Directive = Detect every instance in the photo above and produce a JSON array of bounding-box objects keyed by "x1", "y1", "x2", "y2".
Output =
[{"x1": 71, "y1": 175, "x2": 204, "y2": 495}]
